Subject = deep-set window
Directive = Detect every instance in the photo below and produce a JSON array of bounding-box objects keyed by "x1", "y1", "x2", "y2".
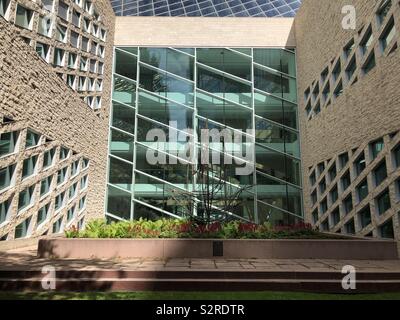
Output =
[
  {"x1": 343, "y1": 194, "x2": 353, "y2": 215},
  {"x1": 328, "y1": 164, "x2": 337, "y2": 182},
  {"x1": 344, "y1": 218, "x2": 355, "y2": 234},
  {"x1": 0, "y1": 197, "x2": 12, "y2": 225},
  {"x1": 343, "y1": 39, "x2": 355, "y2": 59},
  {"x1": 53, "y1": 48, "x2": 65, "y2": 67},
  {"x1": 72, "y1": 9, "x2": 80, "y2": 27},
  {"x1": 377, "y1": 0, "x2": 392, "y2": 24},
  {"x1": 0, "y1": 0, "x2": 10, "y2": 17},
  {"x1": 379, "y1": 218, "x2": 394, "y2": 238},
  {"x1": 18, "y1": 185, "x2": 35, "y2": 212},
  {"x1": 312, "y1": 209, "x2": 318, "y2": 224},
  {"x1": 43, "y1": 148, "x2": 55, "y2": 169},
  {"x1": 373, "y1": 160, "x2": 387, "y2": 186},
  {"x1": 0, "y1": 164, "x2": 15, "y2": 191},
  {"x1": 14, "y1": 216, "x2": 32, "y2": 238},
  {"x1": 54, "y1": 192, "x2": 66, "y2": 211},
  {"x1": 330, "y1": 185, "x2": 338, "y2": 204},
  {"x1": 80, "y1": 175, "x2": 88, "y2": 190},
  {"x1": 356, "y1": 179, "x2": 368, "y2": 203},
  {"x1": 55, "y1": 24, "x2": 67, "y2": 42},
  {"x1": 370, "y1": 138, "x2": 384, "y2": 160},
  {"x1": 56, "y1": 167, "x2": 68, "y2": 185},
  {"x1": 69, "y1": 182, "x2": 78, "y2": 200},
  {"x1": 360, "y1": 26, "x2": 374, "y2": 55},
  {"x1": 79, "y1": 195, "x2": 86, "y2": 211},
  {"x1": 358, "y1": 205, "x2": 371, "y2": 229},
  {"x1": 354, "y1": 152, "x2": 366, "y2": 176},
  {"x1": 341, "y1": 171, "x2": 351, "y2": 191},
  {"x1": 35, "y1": 42, "x2": 49, "y2": 61},
  {"x1": 70, "y1": 31, "x2": 79, "y2": 48},
  {"x1": 59, "y1": 147, "x2": 70, "y2": 161},
  {"x1": 0, "y1": 131, "x2": 18, "y2": 157},
  {"x1": 332, "y1": 59, "x2": 341, "y2": 82},
  {"x1": 362, "y1": 51, "x2": 376, "y2": 74},
  {"x1": 42, "y1": 0, "x2": 53, "y2": 11},
  {"x1": 22, "y1": 155, "x2": 38, "y2": 179},
  {"x1": 380, "y1": 17, "x2": 396, "y2": 52},
  {"x1": 15, "y1": 5, "x2": 33, "y2": 29},
  {"x1": 339, "y1": 152, "x2": 349, "y2": 169},
  {"x1": 38, "y1": 15, "x2": 52, "y2": 37},
  {"x1": 81, "y1": 37, "x2": 89, "y2": 52},
  {"x1": 58, "y1": 1, "x2": 69, "y2": 21},
  {"x1": 321, "y1": 219, "x2": 329, "y2": 231},
  {"x1": 67, "y1": 205, "x2": 76, "y2": 222},
  {"x1": 319, "y1": 178, "x2": 326, "y2": 194},
  {"x1": 320, "y1": 198, "x2": 328, "y2": 214},
  {"x1": 37, "y1": 203, "x2": 50, "y2": 226},
  {"x1": 52, "y1": 217, "x2": 63, "y2": 233},
  {"x1": 25, "y1": 130, "x2": 41, "y2": 148},
  {"x1": 40, "y1": 175, "x2": 52, "y2": 197},
  {"x1": 331, "y1": 207, "x2": 340, "y2": 226},
  {"x1": 376, "y1": 189, "x2": 391, "y2": 215},
  {"x1": 393, "y1": 143, "x2": 400, "y2": 168}
]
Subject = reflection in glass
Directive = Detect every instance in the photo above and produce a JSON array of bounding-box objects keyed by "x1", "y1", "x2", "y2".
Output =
[
  {"x1": 110, "y1": 129, "x2": 134, "y2": 162},
  {"x1": 113, "y1": 75, "x2": 136, "y2": 106},
  {"x1": 108, "y1": 156, "x2": 133, "y2": 191},
  {"x1": 115, "y1": 49, "x2": 137, "y2": 80},
  {"x1": 253, "y1": 48, "x2": 296, "y2": 77},
  {"x1": 107, "y1": 185, "x2": 131, "y2": 220},
  {"x1": 112, "y1": 101, "x2": 135, "y2": 133}
]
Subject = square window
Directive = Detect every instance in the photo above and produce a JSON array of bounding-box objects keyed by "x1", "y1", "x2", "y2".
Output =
[
  {"x1": 330, "y1": 185, "x2": 338, "y2": 204},
  {"x1": 53, "y1": 48, "x2": 65, "y2": 67},
  {"x1": 328, "y1": 164, "x2": 337, "y2": 182},
  {"x1": 341, "y1": 171, "x2": 351, "y2": 191},
  {"x1": 43, "y1": 148, "x2": 55, "y2": 169},
  {"x1": 54, "y1": 192, "x2": 66, "y2": 211},
  {"x1": 37, "y1": 203, "x2": 50, "y2": 226},
  {"x1": 58, "y1": 1, "x2": 69, "y2": 21},
  {"x1": 0, "y1": 131, "x2": 18, "y2": 157},
  {"x1": 377, "y1": 0, "x2": 392, "y2": 25},
  {"x1": 309, "y1": 171, "x2": 316, "y2": 186},
  {"x1": 319, "y1": 178, "x2": 326, "y2": 194},
  {"x1": 344, "y1": 218, "x2": 355, "y2": 234},
  {"x1": 321, "y1": 218, "x2": 329, "y2": 231},
  {"x1": 40, "y1": 177, "x2": 52, "y2": 199},
  {"x1": 56, "y1": 167, "x2": 68, "y2": 185},
  {"x1": 310, "y1": 189, "x2": 317, "y2": 206},
  {"x1": 362, "y1": 51, "x2": 376, "y2": 74},
  {"x1": 59, "y1": 147, "x2": 70, "y2": 160},
  {"x1": 392, "y1": 143, "x2": 400, "y2": 168},
  {"x1": 35, "y1": 42, "x2": 50, "y2": 62},
  {"x1": 38, "y1": 16, "x2": 52, "y2": 37},
  {"x1": 55, "y1": 24, "x2": 67, "y2": 42},
  {"x1": 339, "y1": 152, "x2": 349, "y2": 169},
  {"x1": 25, "y1": 130, "x2": 41, "y2": 148},
  {"x1": 15, "y1": 5, "x2": 33, "y2": 29},
  {"x1": 22, "y1": 155, "x2": 38, "y2": 179},
  {"x1": 378, "y1": 218, "x2": 394, "y2": 238},
  {"x1": 0, "y1": 164, "x2": 15, "y2": 191},
  {"x1": 373, "y1": 160, "x2": 387, "y2": 186},
  {"x1": 312, "y1": 209, "x2": 319, "y2": 224},
  {"x1": 358, "y1": 205, "x2": 371, "y2": 229},
  {"x1": 343, "y1": 194, "x2": 353, "y2": 215},
  {"x1": 380, "y1": 17, "x2": 396, "y2": 52},
  {"x1": 370, "y1": 138, "x2": 384, "y2": 160},
  {"x1": 18, "y1": 185, "x2": 35, "y2": 212},
  {"x1": 14, "y1": 216, "x2": 32, "y2": 238},
  {"x1": 376, "y1": 189, "x2": 391, "y2": 215},
  {"x1": 320, "y1": 198, "x2": 328, "y2": 214},
  {"x1": 354, "y1": 152, "x2": 366, "y2": 176},
  {"x1": 331, "y1": 207, "x2": 340, "y2": 226},
  {"x1": 0, "y1": 0, "x2": 11, "y2": 18},
  {"x1": 360, "y1": 26, "x2": 374, "y2": 55},
  {"x1": 356, "y1": 179, "x2": 369, "y2": 203},
  {"x1": 0, "y1": 197, "x2": 12, "y2": 225},
  {"x1": 52, "y1": 217, "x2": 63, "y2": 234}
]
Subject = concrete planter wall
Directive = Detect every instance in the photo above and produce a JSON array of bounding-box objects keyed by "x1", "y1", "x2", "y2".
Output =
[{"x1": 38, "y1": 238, "x2": 399, "y2": 260}]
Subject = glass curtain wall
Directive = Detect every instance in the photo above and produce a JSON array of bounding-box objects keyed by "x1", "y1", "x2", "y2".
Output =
[{"x1": 107, "y1": 47, "x2": 303, "y2": 226}]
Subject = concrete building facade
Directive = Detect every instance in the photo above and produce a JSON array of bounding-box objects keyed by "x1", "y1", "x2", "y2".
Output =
[{"x1": 1, "y1": 0, "x2": 400, "y2": 246}]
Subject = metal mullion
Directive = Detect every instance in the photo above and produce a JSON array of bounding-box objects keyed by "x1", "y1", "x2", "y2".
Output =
[
  {"x1": 226, "y1": 47, "x2": 252, "y2": 58},
  {"x1": 254, "y1": 114, "x2": 299, "y2": 134},
  {"x1": 168, "y1": 47, "x2": 195, "y2": 57},
  {"x1": 257, "y1": 198, "x2": 304, "y2": 220},
  {"x1": 256, "y1": 169, "x2": 302, "y2": 191},
  {"x1": 108, "y1": 153, "x2": 133, "y2": 165},
  {"x1": 193, "y1": 47, "x2": 198, "y2": 217},
  {"x1": 134, "y1": 169, "x2": 189, "y2": 193},
  {"x1": 251, "y1": 47, "x2": 258, "y2": 224},
  {"x1": 254, "y1": 141, "x2": 301, "y2": 162},
  {"x1": 115, "y1": 47, "x2": 138, "y2": 58},
  {"x1": 196, "y1": 61, "x2": 252, "y2": 86},
  {"x1": 105, "y1": 212, "x2": 125, "y2": 222},
  {"x1": 111, "y1": 98, "x2": 137, "y2": 111},
  {"x1": 131, "y1": 45, "x2": 140, "y2": 220},
  {"x1": 113, "y1": 72, "x2": 137, "y2": 85}
]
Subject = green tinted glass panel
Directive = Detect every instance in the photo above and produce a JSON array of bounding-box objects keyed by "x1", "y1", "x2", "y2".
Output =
[
  {"x1": 115, "y1": 49, "x2": 137, "y2": 80},
  {"x1": 197, "y1": 66, "x2": 252, "y2": 107},
  {"x1": 110, "y1": 129, "x2": 134, "y2": 162},
  {"x1": 113, "y1": 75, "x2": 136, "y2": 106},
  {"x1": 197, "y1": 48, "x2": 251, "y2": 81},
  {"x1": 254, "y1": 49, "x2": 296, "y2": 77},
  {"x1": 255, "y1": 117, "x2": 299, "y2": 158},
  {"x1": 108, "y1": 156, "x2": 132, "y2": 191},
  {"x1": 107, "y1": 185, "x2": 131, "y2": 220},
  {"x1": 112, "y1": 101, "x2": 135, "y2": 133},
  {"x1": 138, "y1": 90, "x2": 193, "y2": 130},
  {"x1": 196, "y1": 90, "x2": 252, "y2": 131}
]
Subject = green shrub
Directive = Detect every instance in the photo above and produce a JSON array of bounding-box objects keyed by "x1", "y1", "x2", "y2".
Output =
[{"x1": 65, "y1": 218, "x2": 334, "y2": 240}]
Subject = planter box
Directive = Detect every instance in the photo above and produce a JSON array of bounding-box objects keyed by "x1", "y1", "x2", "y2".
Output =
[{"x1": 37, "y1": 238, "x2": 399, "y2": 260}]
